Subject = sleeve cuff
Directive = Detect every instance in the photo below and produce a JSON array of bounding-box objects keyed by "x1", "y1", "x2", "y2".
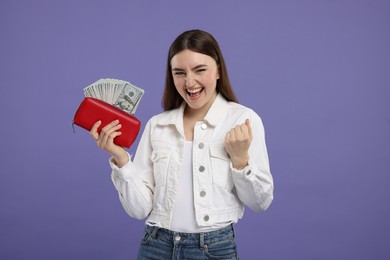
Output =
[
  {"x1": 109, "y1": 153, "x2": 134, "y2": 180},
  {"x1": 230, "y1": 161, "x2": 252, "y2": 177}
]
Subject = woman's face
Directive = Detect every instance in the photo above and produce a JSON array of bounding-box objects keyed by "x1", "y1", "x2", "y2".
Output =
[{"x1": 170, "y1": 49, "x2": 219, "y2": 114}]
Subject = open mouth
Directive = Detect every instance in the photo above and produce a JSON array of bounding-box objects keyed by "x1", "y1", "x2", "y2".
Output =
[{"x1": 186, "y1": 87, "x2": 203, "y2": 97}]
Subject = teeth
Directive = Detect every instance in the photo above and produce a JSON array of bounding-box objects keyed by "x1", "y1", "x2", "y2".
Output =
[{"x1": 187, "y1": 88, "x2": 202, "y2": 94}]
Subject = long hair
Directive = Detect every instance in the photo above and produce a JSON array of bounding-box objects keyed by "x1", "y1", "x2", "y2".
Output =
[{"x1": 162, "y1": 29, "x2": 238, "y2": 111}]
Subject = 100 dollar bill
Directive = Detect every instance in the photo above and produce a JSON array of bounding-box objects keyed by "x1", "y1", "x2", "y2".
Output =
[{"x1": 83, "y1": 78, "x2": 144, "y2": 115}]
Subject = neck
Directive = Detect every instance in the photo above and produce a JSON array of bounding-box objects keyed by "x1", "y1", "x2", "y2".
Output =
[
  {"x1": 184, "y1": 94, "x2": 217, "y2": 121},
  {"x1": 184, "y1": 106, "x2": 207, "y2": 121}
]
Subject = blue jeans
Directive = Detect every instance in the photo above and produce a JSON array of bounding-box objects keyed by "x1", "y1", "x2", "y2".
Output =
[{"x1": 137, "y1": 224, "x2": 238, "y2": 259}]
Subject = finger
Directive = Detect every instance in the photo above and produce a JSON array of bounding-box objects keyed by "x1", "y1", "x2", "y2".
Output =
[
  {"x1": 240, "y1": 120, "x2": 253, "y2": 138},
  {"x1": 100, "y1": 123, "x2": 122, "y2": 146},
  {"x1": 245, "y1": 119, "x2": 252, "y2": 139},
  {"x1": 97, "y1": 129, "x2": 120, "y2": 149},
  {"x1": 233, "y1": 125, "x2": 243, "y2": 139},
  {"x1": 239, "y1": 124, "x2": 250, "y2": 139},
  {"x1": 225, "y1": 129, "x2": 234, "y2": 144},
  {"x1": 100, "y1": 131, "x2": 122, "y2": 149},
  {"x1": 100, "y1": 119, "x2": 120, "y2": 132},
  {"x1": 90, "y1": 120, "x2": 102, "y2": 140},
  {"x1": 97, "y1": 120, "x2": 120, "y2": 144}
]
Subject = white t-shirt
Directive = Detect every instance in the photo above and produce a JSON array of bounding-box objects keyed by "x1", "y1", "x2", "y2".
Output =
[{"x1": 170, "y1": 141, "x2": 230, "y2": 233}]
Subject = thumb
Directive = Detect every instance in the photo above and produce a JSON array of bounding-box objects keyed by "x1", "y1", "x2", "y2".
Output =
[{"x1": 245, "y1": 119, "x2": 252, "y2": 137}]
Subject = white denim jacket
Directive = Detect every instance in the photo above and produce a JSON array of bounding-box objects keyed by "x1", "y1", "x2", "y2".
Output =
[{"x1": 110, "y1": 94, "x2": 273, "y2": 229}]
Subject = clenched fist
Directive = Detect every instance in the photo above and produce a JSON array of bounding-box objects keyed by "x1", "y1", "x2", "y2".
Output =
[{"x1": 225, "y1": 119, "x2": 252, "y2": 169}]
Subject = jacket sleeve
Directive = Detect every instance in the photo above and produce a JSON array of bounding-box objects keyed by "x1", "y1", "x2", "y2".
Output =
[
  {"x1": 110, "y1": 119, "x2": 155, "y2": 220},
  {"x1": 230, "y1": 111, "x2": 274, "y2": 212}
]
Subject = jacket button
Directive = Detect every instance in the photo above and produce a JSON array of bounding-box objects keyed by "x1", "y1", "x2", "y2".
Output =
[
  {"x1": 199, "y1": 166, "x2": 205, "y2": 172},
  {"x1": 204, "y1": 215, "x2": 210, "y2": 222},
  {"x1": 201, "y1": 123, "x2": 207, "y2": 130},
  {"x1": 198, "y1": 142, "x2": 205, "y2": 149},
  {"x1": 200, "y1": 191, "x2": 206, "y2": 197}
]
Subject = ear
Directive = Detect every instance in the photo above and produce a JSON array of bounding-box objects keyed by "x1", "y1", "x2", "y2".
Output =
[{"x1": 216, "y1": 67, "x2": 220, "y2": 79}]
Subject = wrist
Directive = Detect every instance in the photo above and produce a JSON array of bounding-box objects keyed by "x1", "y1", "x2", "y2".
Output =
[
  {"x1": 231, "y1": 156, "x2": 249, "y2": 170},
  {"x1": 232, "y1": 162, "x2": 248, "y2": 170},
  {"x1": 112, "y1": 151, "x2": 129, "y2": 168}
]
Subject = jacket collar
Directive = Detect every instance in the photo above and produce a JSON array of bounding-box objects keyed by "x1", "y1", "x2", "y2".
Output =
[
  {"x1": 156, "y1": 93, "x2": 229, "y2": 129},
  {"x1": 203, "y1": 93, "x2": 228, "y2": 126}
]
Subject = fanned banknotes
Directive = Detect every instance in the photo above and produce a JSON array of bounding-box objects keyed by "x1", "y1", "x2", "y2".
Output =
[
  {"x1": 83, "y1": 78, "x2": 144, "y2": 115},
  {"x1": 73, "y1": 78, "x2": 144, "y2": 148}
]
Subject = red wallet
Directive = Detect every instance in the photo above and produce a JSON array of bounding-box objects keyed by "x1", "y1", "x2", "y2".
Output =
[{"x1": 73, "y1": 97, "x2": 141, "y2": 148}]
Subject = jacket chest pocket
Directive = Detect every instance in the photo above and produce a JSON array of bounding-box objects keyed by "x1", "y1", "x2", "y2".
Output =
[
  {"x1": 150, "y1": 150, "x2": 172, "y2": 187},
  {"x1": 209, "y1": 145, "x2": 233, "y2": 191}
]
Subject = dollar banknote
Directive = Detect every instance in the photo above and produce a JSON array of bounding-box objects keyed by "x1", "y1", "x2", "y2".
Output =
[{"x1": 83, "y1": 78, "x2": 144, "y2": 114}]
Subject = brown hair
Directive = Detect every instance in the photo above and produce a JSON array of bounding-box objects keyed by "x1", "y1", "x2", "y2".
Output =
[{"x1": 162, "y1": 29, "x2": 238, "y2": 111}]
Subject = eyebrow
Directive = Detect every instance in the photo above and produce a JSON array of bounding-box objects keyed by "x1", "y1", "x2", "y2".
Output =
[{"x1": 172, "y1": 64, "x2": 208, "y2": 71}]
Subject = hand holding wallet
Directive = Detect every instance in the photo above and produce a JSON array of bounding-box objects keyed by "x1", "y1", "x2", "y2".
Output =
[
  {"x1": 73, "y1": 78, "x2": 144, "y2": 148},
  {"x1": 73, "y1": 79, "x2": 144, "y2": 148},
  {"x1": 73, "y1": 97, "x2": 141, "y2": 148}
]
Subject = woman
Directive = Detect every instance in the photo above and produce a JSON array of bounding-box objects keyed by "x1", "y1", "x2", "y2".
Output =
[{"x1": 90, "y1": 29, "x2": 273, "y2": 259}]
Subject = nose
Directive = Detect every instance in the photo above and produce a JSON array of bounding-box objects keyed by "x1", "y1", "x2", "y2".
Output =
[{"x1": 185, "y1": 73, "x2": 196, "y2": 87}]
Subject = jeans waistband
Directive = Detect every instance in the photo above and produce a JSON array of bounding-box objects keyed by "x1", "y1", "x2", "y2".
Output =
[{"x1": 145, "y1": 224, "x2": 235, "y2": 248}]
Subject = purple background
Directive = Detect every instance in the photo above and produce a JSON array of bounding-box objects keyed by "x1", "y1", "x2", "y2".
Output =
[{"x1": 1, "y1": 0, "x2": 389, "y2": 259}]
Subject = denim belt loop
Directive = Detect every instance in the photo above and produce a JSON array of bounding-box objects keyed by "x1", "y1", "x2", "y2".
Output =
[
  {"x1": 199, "y1": 233, "x2": 205, "y2": 248},
  {"x1": 150, "y1": 226, "x2": 159, "y2": 239}
]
